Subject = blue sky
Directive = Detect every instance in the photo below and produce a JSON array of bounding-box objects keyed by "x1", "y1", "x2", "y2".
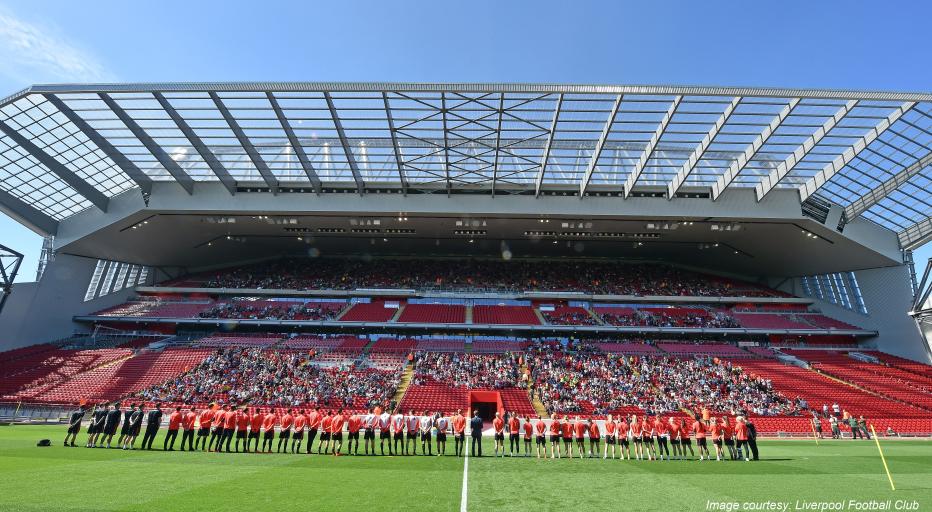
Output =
[{"x1": 0, "y1": 0, "x2": 929, "y2": 282}]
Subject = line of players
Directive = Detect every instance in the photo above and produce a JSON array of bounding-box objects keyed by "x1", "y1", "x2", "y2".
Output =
[{"x1": 64, "y1": 402, "x2": 759, "y2": 461}]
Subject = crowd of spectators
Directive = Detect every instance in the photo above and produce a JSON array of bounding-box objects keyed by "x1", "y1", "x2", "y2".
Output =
[
  {"x1": 527, "y1": 349, "x2": 799, "y2": 417},
  {"x1": 411, "y1": 352, "x2": 525, "y2": 389},
  {"x1": 198, "y1": 300, "x2": 342, "y2": 321},
  {"x1": 541, "y1": 309, "x2": 600, "y2": 326},
  {"x1": 135, "y1": 348, "x2": 399, "y2": 409},
  {"x1": 599, "y1": 310, "x2": 740, "y2": 328},
  {"x1": 177, "y1": 258, "x2": 778, "y2": 297}
]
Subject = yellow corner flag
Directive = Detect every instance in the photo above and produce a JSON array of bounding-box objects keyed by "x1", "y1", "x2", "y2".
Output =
[{"x1": 870, "y1": 425, "x2": 895, "y2": 491}]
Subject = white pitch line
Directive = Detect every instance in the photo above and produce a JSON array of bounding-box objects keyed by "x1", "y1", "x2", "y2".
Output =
[{"x1": 460, "y1": 445, "x2": 470, "y2": 512}]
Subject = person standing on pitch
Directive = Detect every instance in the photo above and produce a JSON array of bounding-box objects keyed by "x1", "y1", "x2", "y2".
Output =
[
  {"x1": 195, "y1": 407, "x2": 214, "y2": 451},
  {"x1": 391, "y1": 409, "x2": 405, "y2": 455},
  {"x1": 208, "y1": 406, "x2": 225, "y2": 451},
  {"x1": 588, "y1": 419, "x2": 601, "y2": 458},
  {"x1": 117, "y1": 404, "x2": 134, "y2": 447},
  {"x1": 64, "y1": 405, "x2": 85, "y2": 447},
  {"x1": 452, "y1": 409, "x2": 466, "y2": 457},
  {"x1": 181, "y1": 407, "x2": 197, "y2": 451},
  {"x1": 735, "y1": 416, "x2": 750, "y2": 461},
  {"x1": 534, "y1": 416, "x2": 547, "y2": 459},
  {"x1": 603, "y1": 414, "x2": 616, "y2": 459},
  {"x1": 330, "y1": 409, "x2": 345, "y2": 455},
  {"x1": 290, "y1": 409, "x2": 306, "y2": 454},
  {"x1": 492, "y1": 411, "x2": 505, "y2": 457},
  {"x1": 277, "y1": 408, "x2": 293, "y2": 453},
  {"x1": 234, "y1": 408, "x2": 249, "y2": 453},
  {"x1": 261, "y1": 409, "x2": 276, "y2": 453},
  {"x1": 85, "y1": 403, "x2": 104, "y2": 448},
  {"x1": 141, "y1": 403, "x2": 162, "y2": 450},
  {"x1": 522, "y1": 415, "x2": 533, "y2": 456},
  {"x1": 306, "y1": 407, "x2": 321, "y2": 454},
  {"x1": 405, "y1": 410, "x2": 419, "y2": 455},
  {"x1": 470, "y1": 410, "x2": 483, "y2": 457},
  {"x1": 379, "y1": 408, "x2": 392, "y2": 455},
  {"x1": 362, "y1": 408, "x2": 376, "y2": 455},
  {"x1": 163, "y1": 407, "x2": 182, "y2": 451},
  {"x1": 347, "y1": 412, "x2": 361, "y2": 455},
  {"x1": 435, "y1": 412, "x2": 449, "y2": 456},
  {"x1": 221, "y1": 405, "x2": 237, "y2": 452},
  {"x1": 248, "y1": 408, "x2": 263, "y2": 452},
  {"x1": 507, "y1": 412, "x2": 520, "y2": 456},
  {"x1": 746, "y1": 418, "x2": 759, "y2": 461},
  {"x1": 101, "y1": 403, "x2": 122, "y2": 448},
  {"x1": 123, "y1": 404, "x2": 143, "y2": 450},
  {"x1": 419, "y1": 410, "x2": 433, "y2": 456}
]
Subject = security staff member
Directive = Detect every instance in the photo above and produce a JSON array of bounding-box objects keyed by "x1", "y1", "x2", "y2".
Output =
[
  {"x1": 141, "y1": 403, "x2": 163, "y2": 450},
  {"x1": 470, "y1": 410, "x2": 483, "y2": 457}
]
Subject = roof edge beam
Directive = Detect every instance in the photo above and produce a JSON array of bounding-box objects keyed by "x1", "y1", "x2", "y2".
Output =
[
  {"x1": 0, "y1": 187, "x2": 58, "y2": 235},
  {"x1": 44, "y1": 94, "x2": 153, "y2": 198},
  {"x1": 208, "y1": 92, "x2": 279, "y2": 195},
  {"x1": 712, "y1": 97, "x2": 800, "y2": 200},
  {"x1": 0, "y1": 119, "x2": 109, "y2": 212},
  {"x1": 382, "y1": 92, "x2": 408, "y2": 195},
  {"x1": 154, "y1": 92, "x2": 236, "y2": 196},
  {"x1": 266, "y1": 92, "x2": 322, "y2": 194},
  {"x1": 799, "y1": 101, "x2": 916, "y2": 203},
  {"x1": 100, "y1": 93, "x2": 194, "y2": 195},
  {"x1": 755, "y1": 100, "x2": 857, "y2": 201},
  {"x1": 323, "y1": 92, "x2": 364, "y2": 194},
  {"x1": 21, "y1": 83, "x2": 932, "y2": 102},
  {"x1": 626, "y1": 95, "x2": 682, "y2": 198},
  {"x1": 491, "y1": 93, "x2": 505, "y2": 197},
  {"x1": 900, "y1": 216, "x2": 932, "y2": 251},
  {"x1": 668, "y1": 96, "x2": 741, "y2": 199},
  {"x1": 844, "y1": 150, "x2": 932, "y2": 221},
  {"x1": 580, "y1": 94, "x2": 623, "y2": 197},
  {"x1": 535, "y1": 94, "x2": 563, "y2": 197}
]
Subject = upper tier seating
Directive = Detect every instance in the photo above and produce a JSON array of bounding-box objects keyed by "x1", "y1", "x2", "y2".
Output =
[
  {"x1": 590, "y1": 342, "x2": 663, "y2": 355},
  {"x1": 95, "y1": 300, "x2": 214, "y2": 318},
  {"x1": 397, "y1": 304, "x2": 466, "y2": 323},
  {"x1": 190, "y1": 334, "x2": 283, "y2": 348},
  {"x1": 159, "y1": 259, "x2": 783, "y2": 297},
  {"x1": 338, "y1": 301, "x2": 398, "y2": 322},
  {"x1": 734, "y1": 313, "x2": 816, "y2": 329},
  {"x1": 656, "y1": 342, "x2": 753, "y2": 358},
  {"x1": 540, "y1": 306, "x2": 598, "y2": 326},
  {"x1": 472, "y1": 305, "x2": 540, "y2": 325},
  {"x1": 472, "y1": 340, "x2": 529, "y2": 353}
]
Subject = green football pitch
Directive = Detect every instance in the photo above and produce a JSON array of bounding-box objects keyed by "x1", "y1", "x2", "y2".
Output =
[{"x1": 1, "y1": 426, "x2": 930, "y2": 512}]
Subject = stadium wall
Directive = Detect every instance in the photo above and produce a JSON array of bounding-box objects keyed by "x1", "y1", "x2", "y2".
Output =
[
  {"x1": 785, "y1": 264, "x2": 930, "y2": 364},
  {"x1": 0, "y1": 254, "x2": 138, "y2": 351}
]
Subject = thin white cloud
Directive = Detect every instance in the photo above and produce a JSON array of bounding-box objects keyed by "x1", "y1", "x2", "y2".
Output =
[{"x1": 0, "y1": 7, "x2": 114, "y2": 84}]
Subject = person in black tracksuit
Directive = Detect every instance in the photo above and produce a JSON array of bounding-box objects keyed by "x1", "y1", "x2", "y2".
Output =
[
  {"x1": 746, "y1": 420, "x2": 759, "y2": 461},
  {"x1": 64, "y1": 406, "x2": 85, "y2": 447},
  {"x1": 101, "y1": 404, "x2": 122, "y2": 448},
  {"x1": 470, "y1": 411, "x2": 483, "y2": 457},
  {"x1": 141, "y1": 404, "x2": 163, "y2": 450}
]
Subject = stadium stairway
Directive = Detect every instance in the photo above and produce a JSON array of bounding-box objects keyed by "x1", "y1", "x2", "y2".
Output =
[
  {"x1": 392, "y1": 363, "x2": 415, "y2": 407},
  {"x1": 533, "y1": 308, "x2": 547, "y2": 325},
  {"x1": 389, "y1": 304, "x2": 405, "y2": 323},
  {"x1": 465, "y1": 306, "x2": 473, "y2": 324}
]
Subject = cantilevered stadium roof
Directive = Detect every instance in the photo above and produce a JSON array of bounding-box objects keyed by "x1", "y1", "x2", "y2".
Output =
[{"x1": 0, "y1": 83, "x2": 929, "y2": 247}]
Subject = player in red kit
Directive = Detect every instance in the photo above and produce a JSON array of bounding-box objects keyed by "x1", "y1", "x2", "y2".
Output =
[
  {"x1": 618, "y1": 415, "x2": 631, "y2": 460},
  {"x1": 692, "y1": 417, "x2": 708, "y2": 461},
  {"x1": 451, "y1": 409, "x2": 466, "y2": 457},
  {"x1": 587, "y1": 419, "x2": 600, "y2": 458},
  {"x1": 522, "y1": 415, "x2": 533, "y2": 456},
  {"x1": 248, "y1": 408, "x2": 263, "y2": 452},
  {"x1": 534, "y1": 417, "x2": 547, "y2": 459},
  {"x1": 654, "y1": 416, "x2": 669, "y2": 461},
  {"x1": 330, "y1": 409, "x2": 345, "y2": 455},
  {"x1": 507, "y1": 412, "x2": 520, "y2": 457},
  {"x1": 261, "y1": 409, "x2": 276, "y2": 453},
  {"x1": 573, "y1": 416, "x2": 586, "y2": 459},
  {"x1": 603, "y1": 414, "x2": 616, "y2": 459},
  {"x1": 235, "y1": 408, "x2": 249, "y2": 453},
  {"x1": 548, "y1": 415, "x2": 562, "y2": 458},
  {"x1": 291, "y1": 410, "x2": 307, "y2": 454},
  {"x1": 561, "y1": 415, "x2": 573, "y2": 458},
  {"x1": 347, "y1": 413, "x2": 361, "y2": 455},
  {"x1": 668, "y1": 417, "x2": 682, "y2": 460},
  {"x1": 492, "y1": 412, "x2": 505, "y2": 457},
  {"x1": 277, "y1": 409, "x2": 293, "y2": 454}
]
